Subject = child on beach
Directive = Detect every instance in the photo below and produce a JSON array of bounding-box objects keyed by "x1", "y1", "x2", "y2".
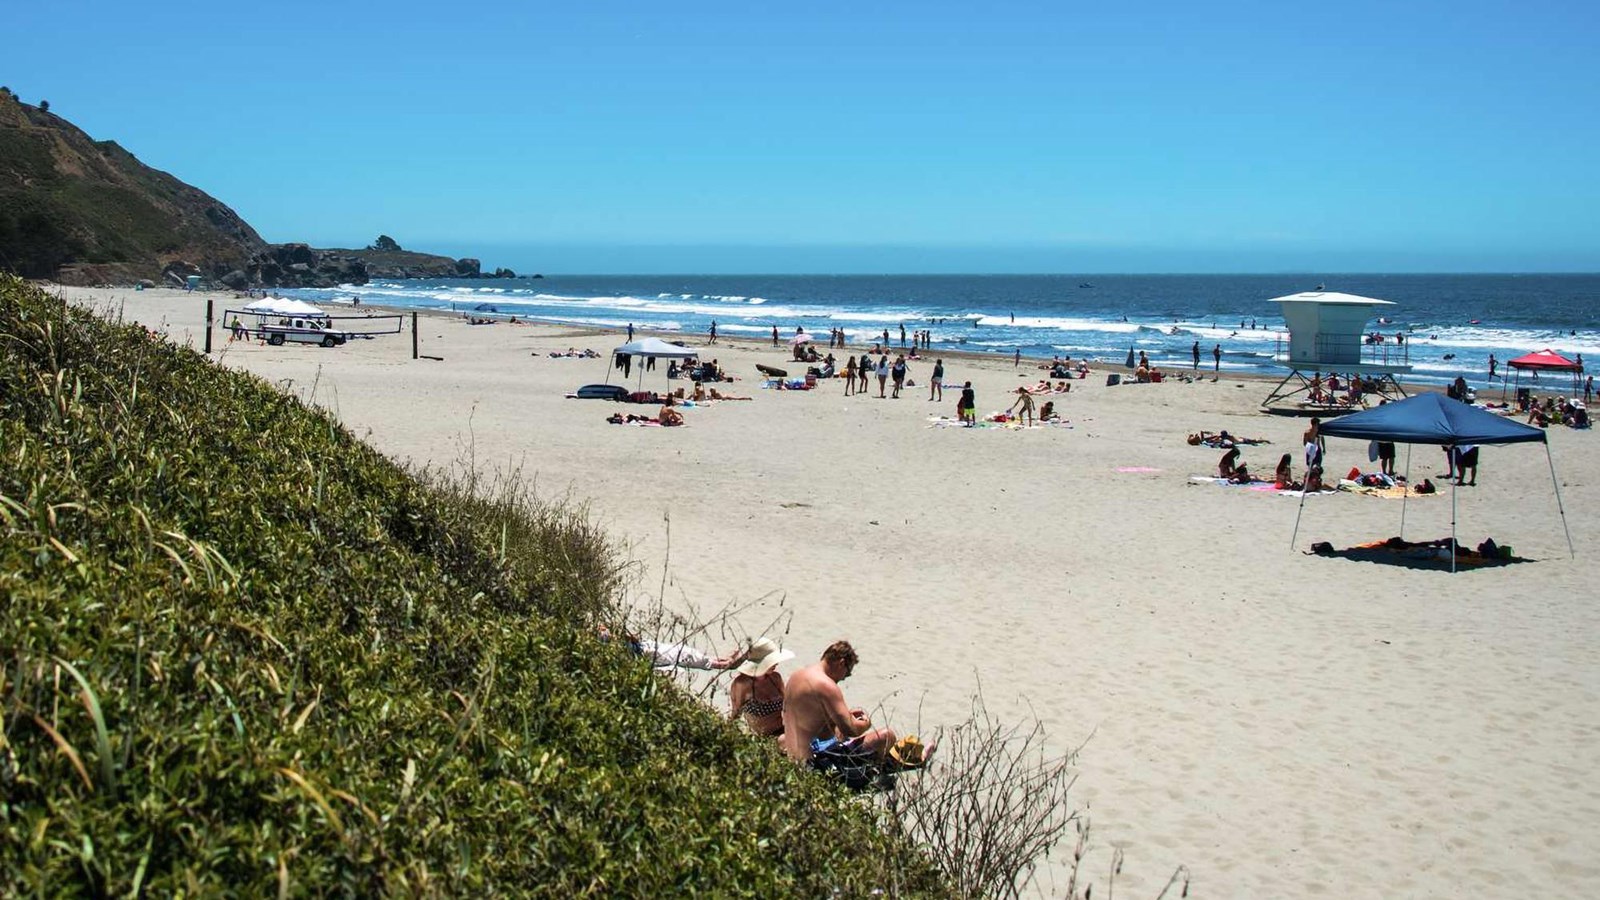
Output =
[
  {"x1": 957, "y1": 382, "x2": 976, "y2": 426},
  {"x1": 1009, "y1": 387, "x2": 1036, "y2": 426}
]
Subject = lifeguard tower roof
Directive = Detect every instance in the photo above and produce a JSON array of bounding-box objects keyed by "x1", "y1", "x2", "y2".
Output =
[
  {"x1": 1268, "y1": 291, "x2": 1396, "y2": 308},
  {"x1": 1267, "y1": 291, "x2": 1405, "y2": 372},
  {"x1": 1259, "y1": 290, "x2": 1410, "y2": 413}
]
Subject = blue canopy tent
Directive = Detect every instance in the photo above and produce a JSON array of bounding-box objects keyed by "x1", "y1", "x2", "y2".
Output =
[{"x1": 1290, "y1": 392, "x2": 1574, "y2": 571}]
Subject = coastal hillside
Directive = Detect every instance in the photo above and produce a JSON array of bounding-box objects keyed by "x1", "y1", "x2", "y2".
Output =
[
  {"x1": 0, "y1": 276, "x2": 945, "y2": 895},
  {"x1": 0, "y1": 90, "x2": 266, "y2": 284}
]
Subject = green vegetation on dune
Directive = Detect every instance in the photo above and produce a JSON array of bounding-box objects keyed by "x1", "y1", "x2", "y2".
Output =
[{"x1": 0, "y1": 277, "x2": 946, "y2": 895}]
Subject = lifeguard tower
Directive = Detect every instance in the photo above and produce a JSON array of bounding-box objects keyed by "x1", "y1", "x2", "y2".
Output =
[{"x1": 1260, "y1": 291, "x2": 1411, "y2": 413}]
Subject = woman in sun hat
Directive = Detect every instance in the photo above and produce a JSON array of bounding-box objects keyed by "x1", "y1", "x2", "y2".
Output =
[{"x1": 728, "y1": 637, "x2": 796, "y2": 738}]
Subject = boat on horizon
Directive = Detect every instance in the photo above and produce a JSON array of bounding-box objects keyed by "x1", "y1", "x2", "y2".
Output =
[{"x1": 1079, "y1": 282, "x2": 1094, "y2": 288}]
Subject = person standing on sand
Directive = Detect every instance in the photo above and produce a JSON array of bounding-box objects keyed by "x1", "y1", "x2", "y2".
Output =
[
  {"x1": 1454, "y1": 444, "x2": 1479, "y2": 486},
  {"x1": 1013, "y1": 349, "x2": 1021, "y2": 368},
  {"x1": 876, "y1": 355, "x2": 890, "y2": 398},
  {"x1": 1010, "y1": 387, "x2": 1036, "y2": 426},
  {"x1": 781, "y1": 641, "x2": 900, "y2": 766},
  {"x1": 771, "y1": 325, "x2": 779, "y2": 346},
  {"x1": 1192, "y1": 340, "x2": 1201, "y2": 370},
  {"x1": 891, "y1": 355, "x2": 907, "y2": 398},
  {"x1": 1303, "y1": 417, "x2": 1324, "y2": 469},
  {"x1": 709, "y1": 321, "x2": 718, "y2": 344},
  {"x1": 1586, "y1": 375, "x2": 1594, "y2": 404},
  {"x1": 900, "y1": 323, "x2": 907, "y2": 347},
  {"x1": 1212, "y1": 344, "x2": 1222, "y2": 373},
  {"x1": 929, "y1": 358, "x2": 945, "y2": 401},
  {"x1": 843, "y1": 355, "x2": 857, "y2": 395},
  {"x1": 958, "y1": 381, "x2": 976, "y2": 425},
  {"x1": 627, "y1": 323, "x2": 635, "y2": 341}
]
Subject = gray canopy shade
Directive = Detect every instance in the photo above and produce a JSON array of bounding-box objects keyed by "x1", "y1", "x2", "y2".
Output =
[
  {"x1": 1292, "y1": 392, "x2": 1573, "y2": 570},
  {"x1": 1316, "y1": 393, "x2": 1546, "y2": 445}
]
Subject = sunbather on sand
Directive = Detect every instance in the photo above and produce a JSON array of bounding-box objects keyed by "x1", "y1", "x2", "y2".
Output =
[
  {"x1": 658, "y1": 405, "x2": 685, "y2": 427},
  {"x1": 1228, "y1": 462, "x2": 1262, "y2": 484},
  {"x1": 1274, "y1": 453, "x2": 1302, "y2": 490},
  {"x1": 1219, "y1": 447, "x2": 1241, "y2": 478},
  {"x1": 597, "y1": 625, "x2": 745, "y2": 671},
  {"x1": 1305, "y1": 465, "x2": 1326, "y2": 492},
  {"x1": 708, "y1": 388, "x2": 750, "y2": 400},
  {"x1": 781, "y1": 641, "x2": 915, "y2": 767}
]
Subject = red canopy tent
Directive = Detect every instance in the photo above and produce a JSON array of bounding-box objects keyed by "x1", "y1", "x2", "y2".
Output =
[
  {"x1": 1503, "y1": 349, "x2": 1584, "y2": 402},
  {"x1": 1508, "y1": 349, "x2": 1582, "y2": 371}
]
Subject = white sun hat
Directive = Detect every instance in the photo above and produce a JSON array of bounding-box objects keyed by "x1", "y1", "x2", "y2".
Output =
[{"x1": 736, "y1": 637, "x2": 795, "y2": 677}]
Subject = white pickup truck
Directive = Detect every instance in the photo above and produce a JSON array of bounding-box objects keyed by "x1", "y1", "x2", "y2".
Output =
[{"x1": 254, "y1": 317, "x2": 355, "y2": 348}]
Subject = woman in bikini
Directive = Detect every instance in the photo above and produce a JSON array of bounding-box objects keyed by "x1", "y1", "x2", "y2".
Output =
[
  {"x1": 727, "y1": 637, "x2": 795, "y2": 738},
  {"x1": 1219, "y1": 446, "x2": 1241, "y2": 478}
]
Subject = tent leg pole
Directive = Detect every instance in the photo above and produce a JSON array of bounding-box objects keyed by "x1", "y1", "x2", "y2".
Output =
[
  {"x1": 1290, "y1": 483, "x2": 1311, "y2": 550},
  {"x1": 1451, "y1": 480, "x2": 1458, "y2": 574},
  {"x1": 1545, "y1": 442, "x2": 1576, "y2": 559},
  {"x1": 1400, "y1": 444, "x2": 1411, "y2": 540}
]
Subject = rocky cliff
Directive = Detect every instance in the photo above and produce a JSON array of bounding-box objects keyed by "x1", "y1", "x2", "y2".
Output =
[
  {"x1": 0, "y1": 92, "x2": 511, "y2": 288},
  {"x1": 0, "y1": 90, "x2": 272, "y2": 284}
]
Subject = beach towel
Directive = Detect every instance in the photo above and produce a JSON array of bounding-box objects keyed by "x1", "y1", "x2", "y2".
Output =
[
  {"x1": 1187, "y1": 475, "x2": 1281, "y2": 492},
  {"x1": 1336, "y1": 479, "x2": 1425, "y2": 499},
  {"x1": 1309, "y1": 538, "x2": 1525, "y2": 569}
]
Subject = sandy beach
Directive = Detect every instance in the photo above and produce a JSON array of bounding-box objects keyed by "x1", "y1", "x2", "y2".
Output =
[{"x1": 65, "y1": 286, "x2": 1600, "y2": 897}]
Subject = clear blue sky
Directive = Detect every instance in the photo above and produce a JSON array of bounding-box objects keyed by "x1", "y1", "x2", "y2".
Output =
[{"x1": 10, "y1": 0, "x2": 1599, "y2": 272}]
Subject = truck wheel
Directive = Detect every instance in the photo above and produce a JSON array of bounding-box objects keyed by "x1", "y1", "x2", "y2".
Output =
[
  {"x1": 322, "y1": 335, "x2": 337, "y2": 348},
  {"x1": 268, "y1": 333, "x2": 285, "y2": 346}
]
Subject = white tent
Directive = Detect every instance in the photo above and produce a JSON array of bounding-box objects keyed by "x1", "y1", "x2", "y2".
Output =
[
  {"x1": 610, "y1": 338, "x2": 700, "y2": 388},
  {"x1": 242, "y1": 298, "x2": 327, "y2": 317},
  {"x1": 614, "y1": 338, "x2": 700, "y2": 359}
]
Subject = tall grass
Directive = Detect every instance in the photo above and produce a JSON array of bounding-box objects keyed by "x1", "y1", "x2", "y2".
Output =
[{"x1": 0, "y1": 275, "x2": 947, "y2": 895}]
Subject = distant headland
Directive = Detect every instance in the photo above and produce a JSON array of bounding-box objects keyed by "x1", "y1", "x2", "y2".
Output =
[{"x1": 0, "y1": 89, "x2": 523, "y2": 288}]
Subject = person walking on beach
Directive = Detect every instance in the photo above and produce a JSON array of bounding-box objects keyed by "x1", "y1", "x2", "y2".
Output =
[
  {"x1": 891, "y1": 355, "x2": 907, "y2": 398},
  {"x1": 857, "y1": 353, "x2": 871, "y2": 393},
  {"x1": 875, "y1": 355, "x2": 890, "y2": 398},
  {"x1": 843, "y1": 355, "x2": 857, "y2": 396},
  {"x1": 958, "y1": 382, "x2": 976, "y2": 426},
  {"x1": 1013, "y1": 349, "x2": 1021, "y2": 368},
  {"x1": 929, "y1": 358, "x2": 944, "y2": 401},
  {"x1": 1192, "y1": 340, "x2": 1201, "y2": 370},
  {"x1": 772, "y1": 325, "x2": 779, "y2": 346},
  {"x1": 1212, "y1": 344, "x2": 1222, "y2": 373},
  {"x1": 627, "y1": 323, "x2": 635, "y2": 341},
  {"x1": 709, "y1": 321, "x2": 718, "y2": 344},
  {"x1": 1586, "y1": 375, "x2": 1594, "y2": 404},
  {"x1": 1488, "y1": 354, "x2": 1498, "y2": 380},
  {"x1": 900, "y1": 323, "x2": 907, "y2": 347}
]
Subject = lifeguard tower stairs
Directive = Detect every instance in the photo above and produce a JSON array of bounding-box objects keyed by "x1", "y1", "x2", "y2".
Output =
[{"x1": 1260, "y1": 291, "x2": 1411, "y2": 414}]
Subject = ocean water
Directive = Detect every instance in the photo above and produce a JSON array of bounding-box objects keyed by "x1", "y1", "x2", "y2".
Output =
[{"x1": 283, "y1": 274, "x2": 1600, "y2": 388}]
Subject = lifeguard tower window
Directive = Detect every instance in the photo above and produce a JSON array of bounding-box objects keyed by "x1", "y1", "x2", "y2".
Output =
[{"x1": 1261, "y1": 291, "x2": 1412, "y2": 414}]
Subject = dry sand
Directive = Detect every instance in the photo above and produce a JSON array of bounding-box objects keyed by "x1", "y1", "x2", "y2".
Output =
[{"x1": 63, "y1": 286, "x2": 1600, "y2": 897}]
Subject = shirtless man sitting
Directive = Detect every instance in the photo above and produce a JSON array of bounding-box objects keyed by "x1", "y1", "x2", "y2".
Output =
[{"x1": 781, "y1": 641, "x2": 898, "y2": 766}]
